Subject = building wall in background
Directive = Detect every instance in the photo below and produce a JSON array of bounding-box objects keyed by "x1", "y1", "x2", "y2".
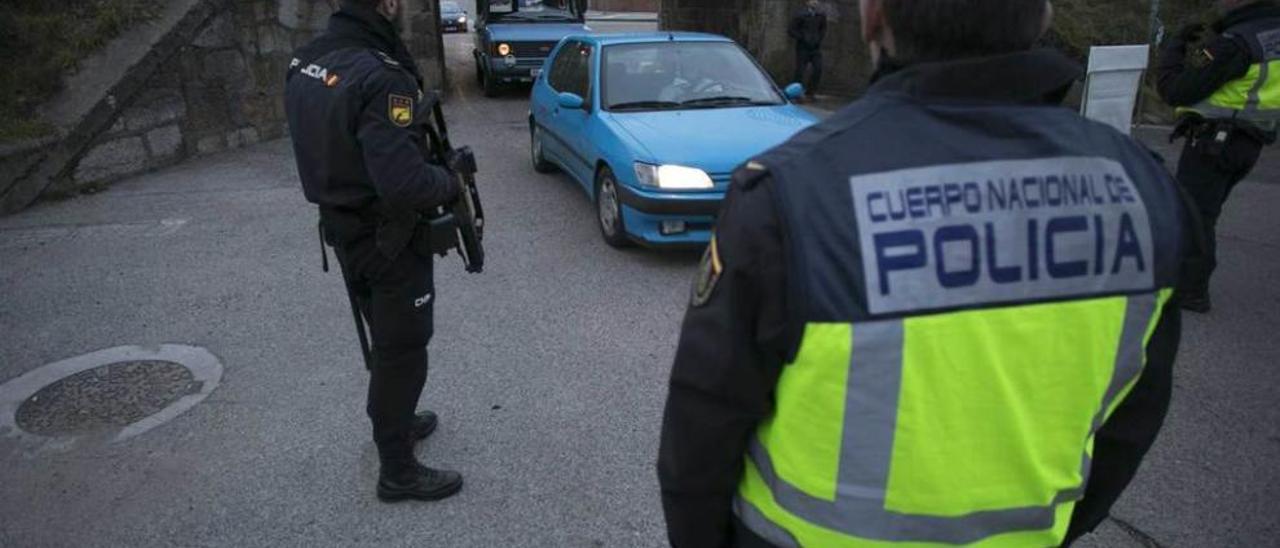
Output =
[{"x1": 58, "y1": 0, "x2": 449, "y2": 196}]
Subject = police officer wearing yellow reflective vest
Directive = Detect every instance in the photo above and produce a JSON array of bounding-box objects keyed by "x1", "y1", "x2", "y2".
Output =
[
  {"x1": 1157, "y1": 0, "x2": 1280, "y2": 313},
  {"x1": 285, "y1": 0, "x2": 464, "y2": 502},
  {"x1": 658, "y1": 0, "x2": 1189, "y2": 546}
]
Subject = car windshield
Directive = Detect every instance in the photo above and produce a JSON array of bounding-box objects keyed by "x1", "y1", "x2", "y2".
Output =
[
  {"x1": 441, "y1": 1, "x2": 462, "y2": 12},
  {"x1": 487, "y1": 0, "x2": 578, "y2": 21},
  {"x1": 602, "y1": 42, "x2": 785, "y2": 112}
]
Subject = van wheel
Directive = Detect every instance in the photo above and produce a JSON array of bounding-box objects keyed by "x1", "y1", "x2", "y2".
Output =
[{"x1": 482, "y1": 70, "x2": 499, "y2": 98}]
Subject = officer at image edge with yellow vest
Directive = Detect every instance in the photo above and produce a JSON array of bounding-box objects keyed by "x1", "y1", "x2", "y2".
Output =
[
  {"x1": 657, "y1": 0, "x2": 1189, "y2": 546},
  {"x1": 1157, "y1": 0, "x2": 1279, "y2": 313}
]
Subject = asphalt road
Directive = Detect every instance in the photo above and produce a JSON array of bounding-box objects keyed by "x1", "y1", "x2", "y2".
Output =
[{"x1": 1, "y1": 22, "x2": 1278, "y2": 547}]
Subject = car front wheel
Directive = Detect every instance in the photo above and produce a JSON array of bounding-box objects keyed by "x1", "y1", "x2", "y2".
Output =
[
  {"x1": 530, "y1": 124, "x2": 556, "y2": 173},
  {"x1": 595, "y1": 167, "x2": 632, "y2": 248}
]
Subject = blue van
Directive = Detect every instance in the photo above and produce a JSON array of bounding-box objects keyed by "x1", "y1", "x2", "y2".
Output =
[{"x1": 473, "y1": 0, "x2": 591, "y2": 97}]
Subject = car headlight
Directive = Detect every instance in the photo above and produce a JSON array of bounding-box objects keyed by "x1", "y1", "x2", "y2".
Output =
[
  {"x1": 497, "y1": 43, "x2": 512, "y2": 56},
  {"x1": 634, "y1": 163, "x2": 714, "y2": 190},
  {"x1": 458, "y1": 16, "x2": 467, "y2": 22}
]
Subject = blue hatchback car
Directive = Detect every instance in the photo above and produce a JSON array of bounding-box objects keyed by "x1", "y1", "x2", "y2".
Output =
[{"x1": 529, "y1": 33, "x2": 819, "y2": 248}]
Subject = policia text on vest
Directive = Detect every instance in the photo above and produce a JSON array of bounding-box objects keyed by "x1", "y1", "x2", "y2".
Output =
[{"x1": 856, "y1": 158, "x2": 1152, "y2": 314}]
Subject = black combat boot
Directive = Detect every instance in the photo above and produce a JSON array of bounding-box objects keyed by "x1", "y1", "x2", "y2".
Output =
[
  {"x1": 376, "y1": 440, "x2": 463, "y2": 502},
  {"x1": 411, "y1": 410, "x2": 438, "y2": 441}
]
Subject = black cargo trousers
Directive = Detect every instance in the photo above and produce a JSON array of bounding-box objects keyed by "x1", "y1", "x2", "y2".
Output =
[
  {"x1": 326, "y1": 215, "x2": 435, "y2": 454},
  {"x1": 1175, "y1": 123, "x2": 1265, "y2": 297}
]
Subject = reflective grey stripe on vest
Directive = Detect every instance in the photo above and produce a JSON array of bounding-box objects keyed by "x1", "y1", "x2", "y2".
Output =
[
  {"x1": 734, "y1": 497, "x2": 801, "y2": 548},
  {"x1": 735, "y1": 293, "x2": 1161, "y2": 544},
  {"x1": 1246, "y1": 27, "x2": 1280, "y2": 117},
  {"x1": 1189, "y1": 24, "x2": 1280, "y2": 128}
]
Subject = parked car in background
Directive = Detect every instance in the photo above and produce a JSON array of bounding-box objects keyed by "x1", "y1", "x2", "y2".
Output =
[
  {"x1": 474, "y1": 0, "x2": 590, "y2": 97},
  {"x1": 529, "y1": 33, "x2": 819, "y2": 248},
  {"x1": 440, "y1": 1, "x2": 469, "y2": 33}
]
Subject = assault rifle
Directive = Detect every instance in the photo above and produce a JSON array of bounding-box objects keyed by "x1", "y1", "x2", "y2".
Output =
[{"x1": 416, "y1": 91, "x2": 485, "y2": 274}]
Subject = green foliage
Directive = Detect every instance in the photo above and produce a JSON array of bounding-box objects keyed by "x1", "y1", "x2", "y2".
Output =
[
  {"x1": 1046, "y1": 0, "x2": 1218, "y2": 122},
  {"x1": 0, "y1": 0, "x2": 161, "y2": 143}
]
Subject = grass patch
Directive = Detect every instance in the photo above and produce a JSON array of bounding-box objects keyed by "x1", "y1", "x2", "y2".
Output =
[{"x1": 0, "y1": 0, "x2": 163, "y2": 144}]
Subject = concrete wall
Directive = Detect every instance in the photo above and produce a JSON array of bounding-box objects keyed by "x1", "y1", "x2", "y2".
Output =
[
  {"x1": 2, "y1": 0, "x2": 449, "y2": 212},
  {"x1": 660, "y1": 0, "x2": 870, "y2": 97},
  {"x1": 52, "y1": 0, "x2": 334, "y2": 195}
]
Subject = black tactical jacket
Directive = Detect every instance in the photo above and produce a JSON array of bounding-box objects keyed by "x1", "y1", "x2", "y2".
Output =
[{"x1": 285, "y1": 1, "x2": 456, "y2": 240}]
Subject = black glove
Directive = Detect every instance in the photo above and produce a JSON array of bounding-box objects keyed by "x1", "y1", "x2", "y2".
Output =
[
  {"x1": 444, "y1": 148, "x2": 477, "y2": 175},
  {"x1": 1177, "y1": 22, "x2": 1207, "y2": 43}
]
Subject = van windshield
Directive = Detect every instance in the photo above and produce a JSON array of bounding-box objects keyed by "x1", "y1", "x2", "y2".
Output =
[{"x1": 487, "y1": 0, "x2": 579, "y2": 22}]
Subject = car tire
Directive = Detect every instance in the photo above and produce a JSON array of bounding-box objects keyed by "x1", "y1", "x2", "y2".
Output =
[
  {"x1": 475, "y1": 58, "x2": 484, "y2": 86},
  {"x1": 595, "y1": 167, "x2": 632, "y2": 249},
  {"x1": 530, "y1": 124, "x2": 556, "y2": 173}
]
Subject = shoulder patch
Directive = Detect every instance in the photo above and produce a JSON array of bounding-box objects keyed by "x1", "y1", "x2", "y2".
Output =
[
  {"x1": 691, "y1": 236, "x2": 724, "y2": 307},
  {"x1": 375, "y1": 50, "x2": 401, "y2": 67},
  {"x1": 389, "y1": 94, "x2": 414, "y2": 127},
  {"x1": 732, "y1": 161, "x2": 770, "y2": 190}
]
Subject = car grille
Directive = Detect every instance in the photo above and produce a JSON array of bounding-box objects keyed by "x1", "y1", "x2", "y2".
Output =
[
  {"x1": 710, "y1": 172, "x2": 733, "y2": 186},
  {"x1": 509, "y1": 41, "x2": 558, "y2": 58}
]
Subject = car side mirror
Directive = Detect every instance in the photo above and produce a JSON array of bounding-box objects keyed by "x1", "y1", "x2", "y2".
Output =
[
  {"x1": 784, "y1": 83, "x2": 805, "y2": 100},
  {"x1": 557, "y1": 92, "x2": 586, "y2": 110}
]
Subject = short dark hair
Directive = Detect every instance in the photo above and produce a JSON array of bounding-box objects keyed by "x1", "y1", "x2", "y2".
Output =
[{"x1": 885, "y1": 0, "x2": 1048, "y2": 63}]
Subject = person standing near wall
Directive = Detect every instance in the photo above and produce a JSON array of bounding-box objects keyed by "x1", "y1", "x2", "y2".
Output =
[{"x1": 788, "y1": 0, "x2": 826, "y2": 100}]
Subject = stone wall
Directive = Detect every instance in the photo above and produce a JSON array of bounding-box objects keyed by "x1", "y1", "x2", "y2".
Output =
[
  {"x1": 7, "y1": 0, "x2": 450, "y2": 210},
  {"x1": 660, "y1": 0, "x2": 869, "y2": 97},
  {"x1": 50, "y1": 1, "x2": 320, "y2": 195}
]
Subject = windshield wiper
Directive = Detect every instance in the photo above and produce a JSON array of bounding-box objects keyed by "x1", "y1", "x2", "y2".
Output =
[
  {"x1": 680, "y1": 96, "x2": 777, "y2": 107},
  {"x1": 609, "y1": 101, "x2": 680, "y2": 111}
]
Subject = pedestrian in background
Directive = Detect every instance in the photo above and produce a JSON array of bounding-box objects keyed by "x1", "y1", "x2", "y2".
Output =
[
  {"x1": 657, "y1": 0, "x2": 1189, "y2": 546},
  {"x1": 789, "y1": 0, "x2": 826, "y2": 100},
  {"x1": 1157, "y1": 0, "x2": 1279, "y2": 314}
]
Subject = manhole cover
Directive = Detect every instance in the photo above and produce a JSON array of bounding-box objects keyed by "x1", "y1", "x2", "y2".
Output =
[{"x1": 15, "y1": 360, "x2": 199, "y2": 437}]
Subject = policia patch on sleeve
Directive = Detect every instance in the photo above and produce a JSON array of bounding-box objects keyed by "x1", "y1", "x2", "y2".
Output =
[
  {"x1": 389, "y1": 94, "x2": 414, "y2": 127},
  {"x1": 691, "y1": 236, "x2": 724, "y2": 307}
]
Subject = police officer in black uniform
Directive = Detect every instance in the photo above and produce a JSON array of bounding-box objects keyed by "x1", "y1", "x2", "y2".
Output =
[
  {"x1": 1157, "y1": 0, "x2": 1280, "y2": 313},
  {"x1": 284, "y1": 0, "x2": 463, "y2": 502},
  {"x1": 658, "y1": 0, "x2": 1188, "y2": 546}
]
